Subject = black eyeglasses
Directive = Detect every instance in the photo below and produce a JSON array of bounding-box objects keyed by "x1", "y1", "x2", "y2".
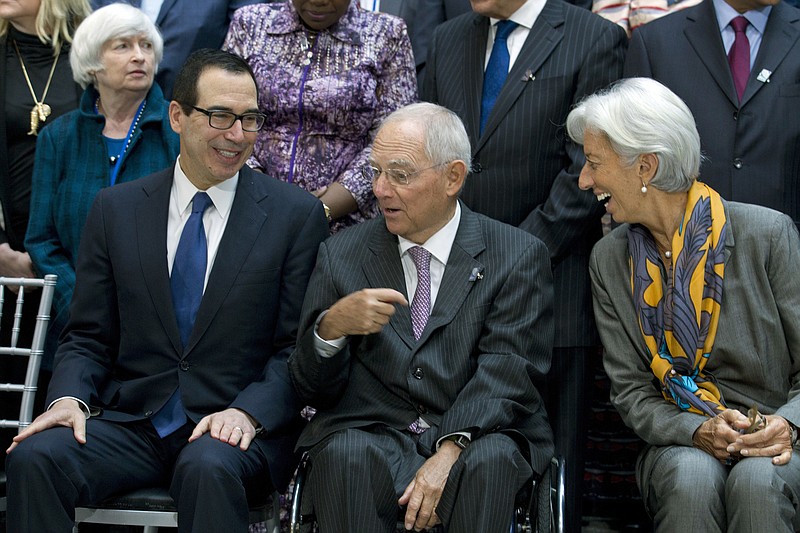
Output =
[{"x1": 189, "y1": 105, "x2": 266, "y2": 132}]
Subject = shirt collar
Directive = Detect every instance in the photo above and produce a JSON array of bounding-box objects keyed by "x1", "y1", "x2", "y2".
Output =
[
  {"x1": 490, "y1": 0, "x2": 547, "y2": 31},
  {"x1": 398, "y1": 202, "x2": 462, "y2": 266},
  {"x1": 172, "y1": 155, "x2": 239, "y2": 220},
  {"x1": 713, "y1": 0, "x2": 771, "y2": 34}
]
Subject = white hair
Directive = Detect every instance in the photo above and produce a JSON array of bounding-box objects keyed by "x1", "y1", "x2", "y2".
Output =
[
  {"x1": 70, "y1": 3, "x2": 163, "y2": 89},
  {"x1": 566, "y1": 77, "x2": 701, "y2": 193},
  {"x1": 380, "y1": 102, "x2": 472, "y2": 172}
]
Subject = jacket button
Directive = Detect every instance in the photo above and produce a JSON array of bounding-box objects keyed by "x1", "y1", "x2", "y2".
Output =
[
  {"x1": 417, "y1": 404, "x2": 427, "y2": 414},
  {"x1": 412, "y1": 367, "x2": 424, "y2": 380},
  {"x1": 732, "y1": 111, "x2": 739, "y2": 120},
  {"x1": 471, "y1": 162, "x2": 483, "y2": 174},
  {"x1": 733, "y1": 158, "x2": 743, "y2": 169},
  {"x1": 180, "y1": 360, "x2": 189, "y2": 371}
]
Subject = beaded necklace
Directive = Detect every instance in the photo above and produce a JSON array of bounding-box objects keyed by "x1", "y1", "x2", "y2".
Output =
[{"x1": 95, "y1": 97, "x2": 147, "y2": 185}]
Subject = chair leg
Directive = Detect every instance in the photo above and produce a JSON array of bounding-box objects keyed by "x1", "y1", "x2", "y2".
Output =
[{"x1": 143, "y1": 527, "x2": 159, "y2": 533}]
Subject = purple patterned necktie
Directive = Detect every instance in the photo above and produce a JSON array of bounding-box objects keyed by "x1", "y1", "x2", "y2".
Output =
[
  {"x1": 728, "y1": 16, "x2": 750, "y2": 102},
  {"x1": 408, "y1": 246, "x2": 432, "y2": 341}
]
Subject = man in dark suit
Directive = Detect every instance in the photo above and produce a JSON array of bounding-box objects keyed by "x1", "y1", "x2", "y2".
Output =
[
  {"x1": 422, "y1": 1, "x2": 626, "y2": 529},
  {"x1": 624, "y1": 0, "x2": 800, "y2": 233},
  {"x1": 5, "y1": 49, "x2": 329, "y2": 532},
  {"x1": 289, "y1": 102, "x2": 554, "y2": 532},
  {"x1": 370, "y1": 0, "x2": 472, "y2": 89},
  {"x1": 91, "y1": 0, "x2": 266, "y2": 98}
]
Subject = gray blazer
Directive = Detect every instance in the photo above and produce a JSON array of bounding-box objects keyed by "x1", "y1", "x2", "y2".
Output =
[
  {"x1": 590, "y1": 201, "x2": 800, "y2": 447},
  {"x1": 289, "y1": 204, "x2": 555, "y2": 474},
  {"x1": 624, "y1": 0, "x2": 800, "y2": 232}
]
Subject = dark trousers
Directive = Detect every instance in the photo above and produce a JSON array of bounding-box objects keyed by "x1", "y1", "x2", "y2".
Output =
[
  {"x1": 6, "y1": 417, "x2": 273, "y2": 533},
  {"x1": 535, "y1": 346, "x2": 595, "y2": 533},
  {"x1": 306, "y1": 427, "x2": 532, "y2": 533}
]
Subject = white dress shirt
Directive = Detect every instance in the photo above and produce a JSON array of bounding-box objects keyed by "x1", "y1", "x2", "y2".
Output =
[
  {"x1": 314, "y1": 202, "x2": 462, "y2": 356},
  {"x1": 359, "y1": 0, "x2": 381, "y2": 10},
  {"x1": 140, "y1": 0, "x2": 164, "y2": 22},
  {"x1": 167, "y1": 155, "x2": 238, "y2": 291},
  {"x1": 484, "y1": 0, "x2": 547, "y2": 71}
]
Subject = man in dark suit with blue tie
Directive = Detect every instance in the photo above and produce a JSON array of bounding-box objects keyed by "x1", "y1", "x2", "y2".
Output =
[
  {"x1": 422, "y1": 1, "x2": 626, "y2": 529},
  {"x1": 5, "y1": 49, "x2": 329, "y2": 532},
  {"x1": 289, "y1": 102, "x2": 554, "y2": 533},
  {"x1": 624, "y1": 0, "x2": 800, "y2": 233}
]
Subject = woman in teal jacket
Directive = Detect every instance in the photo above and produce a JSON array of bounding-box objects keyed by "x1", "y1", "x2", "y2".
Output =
[{"x1": 26, "y1": 4, "x2": 179, "y2": 368}]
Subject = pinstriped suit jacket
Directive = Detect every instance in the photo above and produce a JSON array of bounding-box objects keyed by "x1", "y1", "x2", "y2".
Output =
[
  {"x1": 289, "y1": 204, "x2": 555, "y2": 474},
  {"x1": 422, "y1": 0, "x2": 627, "y2": 347}
]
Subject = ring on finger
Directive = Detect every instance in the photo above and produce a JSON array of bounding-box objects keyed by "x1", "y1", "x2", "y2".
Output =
[{"x1": 233, "y1": 426, "x2": 243, "y2": 434}]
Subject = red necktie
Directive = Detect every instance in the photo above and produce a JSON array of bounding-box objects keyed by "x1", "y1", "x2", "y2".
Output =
[{"x1": 728, "y1": 16, "x2": 750, "y2": 102}]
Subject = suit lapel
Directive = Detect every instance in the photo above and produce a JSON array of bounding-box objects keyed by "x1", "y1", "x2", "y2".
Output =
[
  {"x1": 742, "y1": 2, "x2": 800, "y2": 106},
  {"x1": 136, "y1": 169, "x2": 182, "y2": 354},
  {"x1": 476, "y1": 0, "x2": 564, "y2": 150},
  {"x1": 418, "y1": 205, "x2": 485, "y2": 344},
  {"x1": 156, "y1": 0, "x2": 178, "y2": 25},
  {"x1": 363, "y1": 222, "x2": 416, "y2": 348},
  {"x1": 465, "y1": 15, "x2": 490, "y2": 145},
  {"x1": 684, "y1": 0, "x2": 740, "y2": 107},
  {"x1": 186, "y1": 168, "x2": 268, "y2": 352}
]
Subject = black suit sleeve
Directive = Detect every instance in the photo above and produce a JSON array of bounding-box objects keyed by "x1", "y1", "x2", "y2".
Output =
[
  {"x1": 520, "y1": 22, "x2": 627, "y2": 262},
  {"x1": 231, "y1": 200, "x2": 329, "y2": 433},
  {"x1": 45, "y1": 190, "x2": 119, "y2": 407},
  {"x1": 624, "y1": 27, "x2": 654, "y2": 78}
]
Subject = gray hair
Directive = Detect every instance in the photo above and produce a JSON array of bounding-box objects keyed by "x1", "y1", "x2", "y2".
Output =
[
  {"x1": 565, "y1": 77, "x2": 701, "y2": 193},
  {"x1": 69, "y1": 3, "x2": 163, "y2": 89},
  {"x1": 380, "y1": 102, "x2": 472, "y2": 173}
]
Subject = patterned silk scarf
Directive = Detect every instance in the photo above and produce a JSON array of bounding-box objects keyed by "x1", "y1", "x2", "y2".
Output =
[{"x1": 628, "y1": 181, "x2": 728, "y2": 417}]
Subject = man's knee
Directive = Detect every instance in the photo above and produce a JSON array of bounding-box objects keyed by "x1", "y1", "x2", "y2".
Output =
[
  {"x1": 311, "y1": 428, "x2": 375, "y2": 472},
  {"x1": 460, "y1": 433, "x2": 526, "y2": 473},
  {"x1": 6, "y1": 427, "x2": 76, "y2": 481},
  {"x1": 173, "y1": 435, "x2": 244, "y2": 486}
]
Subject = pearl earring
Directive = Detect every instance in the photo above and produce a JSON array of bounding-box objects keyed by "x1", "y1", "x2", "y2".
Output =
[{"x1": 641, "y1": 182, "x2": 648, "y2": 194}]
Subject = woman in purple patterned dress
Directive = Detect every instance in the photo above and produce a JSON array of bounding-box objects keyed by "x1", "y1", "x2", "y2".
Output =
[{"x1": 224, "y1": 0, "x2": 417, "y2": 232}]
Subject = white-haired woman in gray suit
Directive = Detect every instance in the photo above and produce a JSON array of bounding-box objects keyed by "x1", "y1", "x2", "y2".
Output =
[{"x1": 567, "y1": 77, "x2": 800, "y2": 533}]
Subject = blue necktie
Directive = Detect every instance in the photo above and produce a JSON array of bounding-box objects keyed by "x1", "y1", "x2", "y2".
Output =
[
  {"x1": 480, "y1": 20, "x2": 518, "y2": 135},
  {"x1": 152, "y1": 192, "x2": 213, "y2": 438}
]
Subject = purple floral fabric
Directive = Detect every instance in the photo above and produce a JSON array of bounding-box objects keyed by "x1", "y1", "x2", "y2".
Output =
[{"x1": 224, "y1": 1, "x2": 417, "y2": 231}]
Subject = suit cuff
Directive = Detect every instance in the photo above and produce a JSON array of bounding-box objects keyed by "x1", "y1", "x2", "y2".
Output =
[
  {"x1": 48, "y1": 396, "x2": 91, "y2": 418},
  {"x1": 435, "y1": 431, "x2": 472, "y2": 451},
  {"x1": 313, "y1": 310, "x2": 347, "y2": 358}
]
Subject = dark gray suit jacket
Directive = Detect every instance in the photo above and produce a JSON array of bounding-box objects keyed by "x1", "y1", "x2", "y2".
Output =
[
  {"x1": 423, "y1": 0, "x2": 627, "y2": 346},
  {"x1": 289, "y1": 204, "x2": 555, "y2": 475},
  {"x1": 625, "y1": 0, "x2": 800, "y2": 232},
  {"x1": 47, "y1": 165, "x2": 329, "y2": 488}
]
